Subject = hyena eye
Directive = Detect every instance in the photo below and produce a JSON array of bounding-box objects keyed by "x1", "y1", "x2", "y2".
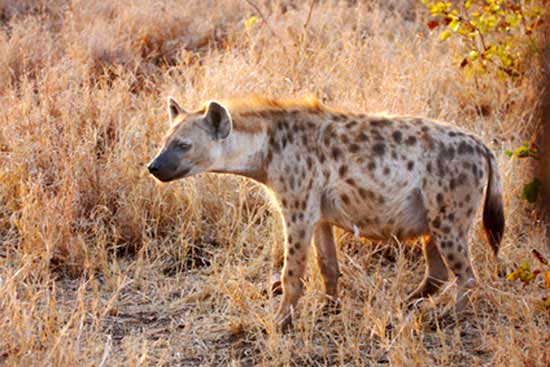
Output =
[{"x1": 176, "y1": 141, "x2": 192, "y2": 152}]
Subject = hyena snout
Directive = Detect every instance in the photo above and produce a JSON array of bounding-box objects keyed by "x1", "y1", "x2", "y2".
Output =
[{"x1": 147, "y1": 151, "x2": 190, "y2": 182}]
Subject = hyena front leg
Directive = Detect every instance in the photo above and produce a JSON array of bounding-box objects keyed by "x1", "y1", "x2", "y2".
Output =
[
  {"x1": 313, "y1": 222, "x2": 340, "y2": 306},
  {"x1": 275, "y1": 211, "x2": 317, "y2": 329}
]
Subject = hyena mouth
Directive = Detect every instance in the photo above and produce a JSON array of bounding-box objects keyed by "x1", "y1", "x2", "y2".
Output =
[
  {"x1": 149, "y1": 166, "x2": 191, "y2": 182},
  {"x1": 178, "y1": 167, "x2": 191, "y2": 178},
  {"x1": 164, "y1": 167, "x2": 191, "y2": 182}
]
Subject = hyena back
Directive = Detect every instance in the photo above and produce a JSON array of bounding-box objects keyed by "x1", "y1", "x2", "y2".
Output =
[{"x1": 148, "y1": 96, "x2": 505, "y2": 327}]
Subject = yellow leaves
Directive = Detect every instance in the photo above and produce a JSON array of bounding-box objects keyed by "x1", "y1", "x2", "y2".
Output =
[
  {"x1": 505, "y1": 13, "x2": 522, "y2": 28},
  {"x1": 427, "y1": 2, "x2": 453, "y2": 16},
  {"x1": 506, "y1": 261, "x2": 535, "y2": 283},
  {"x1": 440, "y1": 30, "x2": 452, "y2": 41},
  {"x1": 244, "y1": 15, "x2": 258, "y2": 31},
  {"x1": 506, "y1": 250, "x2": 550, "y2": 310},
  {"x1": 422, "y1": 0, "x2": 544, "y2": 81},
  {"x1": 448, "y1": 18, "x2": 461, "y2": 32}
]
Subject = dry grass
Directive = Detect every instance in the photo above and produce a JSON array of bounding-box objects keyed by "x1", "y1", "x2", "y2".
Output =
[{"x1": 0, "y1": 1, "x2": 548, "y2": 366}]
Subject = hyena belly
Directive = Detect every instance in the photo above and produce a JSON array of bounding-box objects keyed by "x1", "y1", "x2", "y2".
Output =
[{"x1": 321, "y1": 164, "x2": 430, "y2": 241}]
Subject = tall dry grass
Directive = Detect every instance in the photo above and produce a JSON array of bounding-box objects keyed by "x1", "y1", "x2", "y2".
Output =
[{"x1": 0, "y1": 1, "x2": 548, "y2": 365}]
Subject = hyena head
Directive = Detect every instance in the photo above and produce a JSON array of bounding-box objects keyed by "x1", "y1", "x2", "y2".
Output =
[{"x1": 147, "y1": 97, "x2": 232, "y2": 182}]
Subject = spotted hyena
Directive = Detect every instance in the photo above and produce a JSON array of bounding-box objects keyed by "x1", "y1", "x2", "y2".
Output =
[{"x1": 148, "y1": 96, "x2": 505, "y2": 327}]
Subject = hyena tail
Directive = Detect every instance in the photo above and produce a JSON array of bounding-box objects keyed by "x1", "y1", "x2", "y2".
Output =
[{"x1": 483, "y1": 151, "x2": 505, "y2": 256}]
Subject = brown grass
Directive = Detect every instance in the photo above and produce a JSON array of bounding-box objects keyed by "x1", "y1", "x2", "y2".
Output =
[{"x1": 0, "y1": 1, "x2": 548, "y2": 365}]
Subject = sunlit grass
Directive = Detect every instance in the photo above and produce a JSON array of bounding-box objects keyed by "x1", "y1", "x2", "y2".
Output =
[{"x1": 0, "y1": 1, "x2": 547, "y2": 365}]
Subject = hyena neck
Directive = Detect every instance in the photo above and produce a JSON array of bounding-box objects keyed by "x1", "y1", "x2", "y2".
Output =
[{"x1": 210, "y1": 123, "x2": 270, "y2": 183}]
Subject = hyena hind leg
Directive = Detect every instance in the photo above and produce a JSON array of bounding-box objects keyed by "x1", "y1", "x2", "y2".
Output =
[
  {"x1": 431, "y1": 231, "x2": 477, "y2": 312},
  {"x1": 406, "y1": 236, "x2": 449, "y2": 306}
]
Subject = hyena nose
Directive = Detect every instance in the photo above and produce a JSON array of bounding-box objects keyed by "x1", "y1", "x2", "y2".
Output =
[{"x1": 147, "y1": 161, "x2": 160, "y2": 174}]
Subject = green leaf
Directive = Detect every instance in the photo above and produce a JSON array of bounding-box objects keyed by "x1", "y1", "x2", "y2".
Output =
[
  {"x1": 468, "y1": 50, "x2": 479, "y2": 61},
  {"x1": 504, "y1": 149, "x2": 513, "y2": 158},
  {"x1": 514, "y1": 144, "x2": 530, "y2": 158},
  {"x1": 521, "y1": 178, "x2": 542, "y2": 203}
]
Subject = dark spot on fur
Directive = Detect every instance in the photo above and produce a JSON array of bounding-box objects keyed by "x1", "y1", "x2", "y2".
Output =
[
  {"x1": 346, "y1": 178, "x2": 356, "y2": 187},
  {"x1": 392, "y1": 131, "x2": 402, "y2": 143},
  {"x1": 266, "y1": 150, "x2": 273, "y2": 165},
  {"x1": 269, "y1": 136, "x2": 280, "y2": 152},
  {"x1": 368, "y1": 161, "x2": 376, "y2": 171},
  {"x1": 427, "y1": 162, "x2": 432, "y2": 173},
  {"x1": 341, "y1": 134, "x2": 350, "y2": 144},
  {"x1": 339, "y1": 165, "x2": 348, "y2": 177},
  {"x1": 341, "y1": 194, "x2": 351, "y2": 205},
  {"x1": 432, "y1": 218, "x2": 441, "y2": 228},
  {"x1": 458, "y1": 141, "x2": 474, "y2": 155},
  {"x1": 407, "y1": 161, "x2": 414, "y2": 170},
  {"x1": 332, "y1": 147, "x2": 342, "y2": 160},
  {"x1": 287, "y1": 131, "x2": 294, "y2": 144},
  {"x1": 357, "y1": 133, "x2": 369, "y2": 142},
  {"x1": 349, "y1": 143, "x2": 360, "y2": 153},
  {"x1": 457, "y1": 172, "x2": 468, "y2": 185},
  {"x1": 405, "y1": 136, "x2": 417, "y2": 145},
  {"x1": 439, "y1": 143, "x2": 455, "y2": 161},
  {"x1": 372, "y1": 143, "x2": 386, "y2": 156},
  {"x1": 306, "y1": 156, "x2": 313, "y2": 169},
  {"x1": 436, "y1": 193, "x2": 443, "y2": 204},
  {"x1": 449, "y1": 178, "x2": 456, "y2": 190},
  {"x1": 383, "y1": 167, "x2": 390, "y2": 175}
]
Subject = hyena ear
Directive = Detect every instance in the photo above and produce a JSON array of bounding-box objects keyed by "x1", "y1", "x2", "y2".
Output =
[
  {"x1": 167, "y1": 97, "x2": 186, "y2": 123},
  {"x1": 204, "y1": 101, "x2": 232, "y2": 140}
]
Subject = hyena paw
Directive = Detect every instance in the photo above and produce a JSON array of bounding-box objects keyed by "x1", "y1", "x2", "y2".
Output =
[
  {"x1": 274, "y1": 310, "x2": 293, "y2": 332},
  {"x1": 270, "y1": 272, "x2": 282, "y2": 296},
  {"x1": 322, "y1": 296, "x2": 342, "y2": 316}
]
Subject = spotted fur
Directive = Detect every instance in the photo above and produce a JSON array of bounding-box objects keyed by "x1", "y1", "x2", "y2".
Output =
[{"x1": 148, "y1": 96, "x2": 505, "y2": 326}]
